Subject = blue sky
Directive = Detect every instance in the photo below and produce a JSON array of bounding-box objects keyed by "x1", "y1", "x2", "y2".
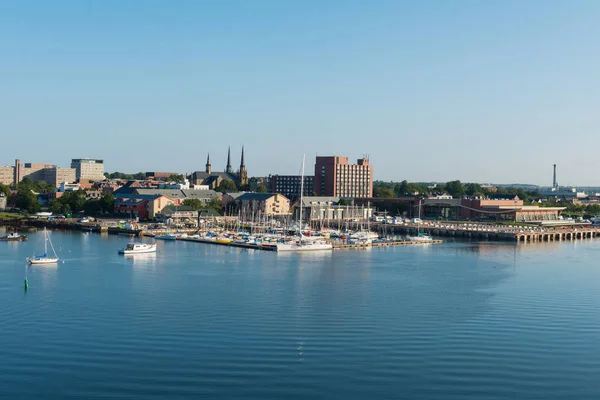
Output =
[{"x1": 1, "y1": 1, "x2": 599, "y2": 185}]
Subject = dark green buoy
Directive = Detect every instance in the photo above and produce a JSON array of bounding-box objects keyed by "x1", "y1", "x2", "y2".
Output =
[{"x1": 24, "y1": 278, "x2": 28, "y2": 290}]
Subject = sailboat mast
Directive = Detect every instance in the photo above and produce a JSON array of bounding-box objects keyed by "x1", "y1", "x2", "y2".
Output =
[
  {"x1": 298, "y1": 154, "x2": 305, "y2": 240},
  {"x1": 44, "y1": 228, "x2": 48, "y2": 255}
]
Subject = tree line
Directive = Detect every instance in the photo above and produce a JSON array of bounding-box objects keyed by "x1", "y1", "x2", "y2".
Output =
[{"x1": 373, "y1": 180, "x2": 541, "y2": 202}]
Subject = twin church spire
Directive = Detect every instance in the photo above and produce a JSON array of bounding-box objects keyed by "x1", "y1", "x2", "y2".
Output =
[{"x1": 205, "y1": 146, "x2": 248, "y2": 186}]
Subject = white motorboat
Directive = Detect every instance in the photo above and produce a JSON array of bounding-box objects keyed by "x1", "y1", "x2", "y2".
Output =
[
  {"x1": 155, "y1": 233, "x2": 177, "y2": 240},
  {"x1": 27, "y1": 227, "x2": 59, "y2": 264},
  {"x1": 118, "y1": 243, "x2": 157, "y2": 255}
]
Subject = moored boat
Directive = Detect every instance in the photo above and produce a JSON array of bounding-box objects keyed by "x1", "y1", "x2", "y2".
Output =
[
  {"x1": 118, "y1": 243, "x2": 157, "y2": 255},
  {"x1": 0, "y1": 232, "x2": 28, "y2": 242},
  {"x1": 26, "y1": 228, "x2": 59, "y2": 264}
]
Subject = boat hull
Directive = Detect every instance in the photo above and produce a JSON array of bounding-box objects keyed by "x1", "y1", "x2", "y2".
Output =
[
  {"x1": 276, "y1": 243, "x2": 333, "y2": 252},
  {"x1": 119, "y1": 248, "x2": 157, "y2": 255},
  {"x1": 27, "y1": 257, "x2": 59, "y2": 264}
]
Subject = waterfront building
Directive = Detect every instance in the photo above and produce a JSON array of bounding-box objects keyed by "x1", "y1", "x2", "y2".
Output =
[
  {"x1": 0, "y1": 192, "x2": 6, "y2": 210},
  {"x1": 298, "y1": 196, "x2": 373, "y2": 221},
  {"x1": 354, "y1": 197, "x2": 422, "y2": 218},
  {"x1": 0, "y1": 165, "x2": 14, "y2": 186},
  {"x1": 156, "y1": 206, "x2": 199, "y2": 226},
  {"x1": 189, "y1": 147, "x2": 248, "y2": 190},
  {"x1": 233, "y1": 193, "x2": 291, "y2": 217},
  {"x1": 269, "y1": 175, "x2": 314, "y2": 198},
  {"x1": 114, "y1": 194, "x2": 176, "y2": 220},
  {"x1": 313, "y1": 156, "x2": 373, "y2": 198},
  {"x1": 423, "y1": 197, "x2": 566, "y2": 223},
  {"x1": 71, "y1": 159, "x2": 105, "y2": 181}
]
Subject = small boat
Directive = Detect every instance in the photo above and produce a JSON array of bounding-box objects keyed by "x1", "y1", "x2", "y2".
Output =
[
  {"x1": 155, "y1": 233, "x2": 177, "y2": 240},
  {"x1": 0, "y1": 232, "x2": 28, "y2": 242},
  {"x1": 406, "y1": 200, "x2": 433, "y2": 242},
  {"x1": 406, "y1": 232, "x2": 434, "y2": 242},
  {"x1": 27, "y1": 228, "x2": 59, "y2": 264},
  {"x1": 118, "y1": 243, "x2": 157, "y2": 255}
]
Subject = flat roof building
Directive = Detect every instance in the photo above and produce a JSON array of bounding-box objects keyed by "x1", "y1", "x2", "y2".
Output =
[{"x1": 71, "y1": 159, "x2": 105, "y2": 181}]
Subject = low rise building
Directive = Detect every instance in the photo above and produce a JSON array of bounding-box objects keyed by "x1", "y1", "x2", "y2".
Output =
[
  {"x1": 156, "y1": 206, "x2": 199, "y2": 226},
  {"x1": 299, "y1": 196, "x2": 373, "y2": 221},
  {"x1": 114, "y1": 194, "x2": 176, "y2": 220},
  {"x1": 233, "y1": 193, "x2": 291, "y2": 217},
  {"x1": 423, "y1": 197, "x2": 565, "y2": 222}
]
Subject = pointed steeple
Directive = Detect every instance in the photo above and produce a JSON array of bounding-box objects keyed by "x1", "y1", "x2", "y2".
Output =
[
  {"x1": 205, "y1": 153, "x2": 211, "y2": 174},
  {"x1": 239, "y1": 145, "x2": 248, "y2": 186},
  {"x1": 226, "y1": 146, "x2": 232, "y2": 173}
]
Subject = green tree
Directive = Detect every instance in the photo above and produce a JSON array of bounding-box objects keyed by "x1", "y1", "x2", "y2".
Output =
[
  {"x1": 167, "y1": 174, "x2": 184, "y2": 183},
  {"x1": 0, "y1": 183, "x2": 10, "y2": 199},
  {"x1": 49, "y1": 199, "x2": 63, "y2": 214},
  {"x1": 15, "y1": 189, "x2": 40, "y2": 213},
  {"x1": 99, "y1": 192, "x2": 115, "y2": 214},
  {"x1": 374, "y1": 186, "x2": 395, "y2": 198},
  {"x1": 444, "y1": 180, "x2": 465, "y2": 198},
  {"x1": 464, "y1": 183, "x2": 483, "y2": 197},
  {"x1": 256, "y1": 184, "x2": 268, "y2": 193},
  {"x1": 183, "y1": 198, "x2": 205, "y2": 210},
  {"x1": 216, "y1": 179, "x2": 237, "y2": 193},
  {"x1": 84, "y1": 200, "x2": 102, "y2": 215}
]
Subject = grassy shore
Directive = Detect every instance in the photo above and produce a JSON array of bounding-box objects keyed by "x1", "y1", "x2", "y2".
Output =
[{"x1": 0, "y1": 212, "x2": 24, "y2": 220}]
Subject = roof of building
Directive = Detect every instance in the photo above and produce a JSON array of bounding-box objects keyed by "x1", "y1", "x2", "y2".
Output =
[
  {"x1": 236, "y1": 192, "x2": 285, "y2": 201},
  {"x1": 132, "y1": 188, "x2": 220, "y2": 200},
  {"x1": 223, "y1": 192, "x2": 247, "y2": 200},
  {"x1": 300, "y1": 196, "x2": 340, "y2": 206},
  {"x1": 190, "y1": 171, "x2": 237, "y2": 181},
  {"x1": 115, "y1": 194, "x2": 166, "y2": 205}
]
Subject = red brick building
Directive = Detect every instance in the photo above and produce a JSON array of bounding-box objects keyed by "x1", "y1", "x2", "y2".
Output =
[{"x1": 313, "y1": 156, "x2": 373, "y2": 198}]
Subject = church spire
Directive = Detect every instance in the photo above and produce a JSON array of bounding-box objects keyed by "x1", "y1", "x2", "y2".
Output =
[
  {"x1": 226, "y1": 146, "x2": 232, "y2": 173},
  {"x1": 205, "y1": 153, "x2": 211, "y2": 174},
  {"x1": 239, "y1": 145, "x2": 248, "y2": 186}
]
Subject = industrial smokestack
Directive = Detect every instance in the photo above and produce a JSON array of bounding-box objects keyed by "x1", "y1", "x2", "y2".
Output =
[{"x1": 553, "y1": 164, "x2": 557, "y2": 189}]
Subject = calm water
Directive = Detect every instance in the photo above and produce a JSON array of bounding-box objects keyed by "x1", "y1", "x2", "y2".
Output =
[{"x1": 1, "y1": 228, "x2": 600, "y2": 399}]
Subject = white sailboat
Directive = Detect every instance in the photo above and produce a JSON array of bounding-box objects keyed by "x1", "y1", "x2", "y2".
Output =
[
  {"x1": 406, "y1": 200, "x2": 433, "y2": 242},
  {"x1": 276, "y1": 154, "x2": 332, "y2": 252},
  {"x1": 27, "y1": 227, "x2": 59, "y2": 264}
]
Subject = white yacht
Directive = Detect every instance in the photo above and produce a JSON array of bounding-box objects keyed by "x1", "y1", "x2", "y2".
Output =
[
  {"x1": 118, "y1": 243, "x2": 157, "y2": 255},
  {"x1": 27, "y1": 227, "x2": 59, "y2": 264}
]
